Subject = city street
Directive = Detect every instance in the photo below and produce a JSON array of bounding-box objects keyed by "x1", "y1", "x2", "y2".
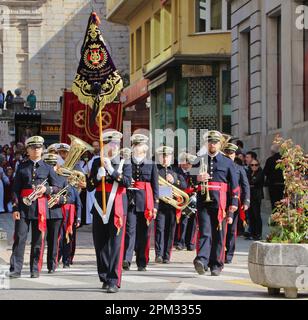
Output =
[{"x1": 1, "y1": 213, "x2": 307, "y2": 300}]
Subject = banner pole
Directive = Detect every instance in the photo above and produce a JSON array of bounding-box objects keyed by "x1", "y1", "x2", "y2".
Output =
[{"x1": 98, "y1": 110, "x2": 107, "y2": 214}]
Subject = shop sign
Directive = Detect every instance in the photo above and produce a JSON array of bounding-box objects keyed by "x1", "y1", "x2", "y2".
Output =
[{"x1": 182, "y1": 64, "x2": 213, "y2": 78}]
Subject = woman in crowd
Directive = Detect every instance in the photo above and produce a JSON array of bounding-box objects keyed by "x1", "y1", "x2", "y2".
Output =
[
  {"x1": 0, "y1": 155, "x2": 9, "y2": 213},
  {"x1": 246, "y1": 159, "x2": 264, "y2": 240}
]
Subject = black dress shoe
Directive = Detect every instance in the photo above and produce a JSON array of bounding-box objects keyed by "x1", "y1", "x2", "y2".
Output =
[
  {"x1": 107, "y1": 285, "x2": 119, "y2": 293},
  {"x1": 194, "y1": 260, "x2": 206, "y2": 275},
  {"x1": 155, "y1": 256, "x2": 163, "y2": 263},
  {"x1": 9, "y1": 272, "x2": 21, "y2": 279},
  {"x1": 31, "y1": 273, "x2": 40, "y2": 278},
  {"x1": 175, "y1": 245, "x2": 184, "y2": 251},
  {"x1": 63, "y1": 264, "x2": 70, "y2": 269},
  {"x1": 211, "y1": 269, "x2": 221, "y2": 276},
  {"x1": 48, "y1": 269, "x2": 55, "y2": 274},
  {"x1": 102, "y1": 283, "x2": 110, "y2": 290},
  {"x1": 138, "y1": 267, "x2": 147, "y2": 271},
  {"x1": 123, "y1": 260, "x2": 130, "y2": 271},
  {"x1": 163, "y1": 259, "x2": 170, "y2": 264}
]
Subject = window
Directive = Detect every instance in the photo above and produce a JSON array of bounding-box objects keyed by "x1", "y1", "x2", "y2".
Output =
[
  {"x1": 163, "y1": 3, "x2": 172, "y2": 49},
  {"x1": 145, "y1": 20, "x2": 151, "y2": 63},
  {"x1": 130, "y1": 33, "x2": 135, "y2": 73},
  {"x1": 154, "y1": 11, "x2": 161, "y2": 57},
  {"x1": 195, "y1": 0, "x2": 230, "y2": 33},
  {"x1": 277, "y1": 16, "x2": 282, "y2": 128},
  {"x1": 211, "y1": 0, "x2": 222, "y2": 30},
  {"x1": 136, "y1": 27, "x2": 142, "y2": 70}
]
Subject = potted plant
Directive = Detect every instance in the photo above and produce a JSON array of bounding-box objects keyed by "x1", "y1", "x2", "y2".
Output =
[{"x1": 248, "y1": 136, "x2": 308, "y2": 298}]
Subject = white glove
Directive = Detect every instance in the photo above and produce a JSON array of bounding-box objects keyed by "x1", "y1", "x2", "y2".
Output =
[
  {"x1": 97, "y1": 167, "x2": 106, "y2": 181},
  {"x1": 103, "y1": 158, "x2": 114, "y2": 175}
]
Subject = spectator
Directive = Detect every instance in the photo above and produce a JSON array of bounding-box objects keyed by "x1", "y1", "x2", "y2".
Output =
[
  {"x1": 235, "y1": 152, "x2": 245, "y2": 165},
  {"x1": 0, "y1": 155, "x2": 9, "y2": 213},
  {"x1": 26, "y1": 90, "x2": 37, "y2": 110},
  {"x1": 4, "y1": 166, "x2": 14, "y2": 212},
  {"x1": 0, "y1": 88, "x2": 5, "y2": 109},
  {"x1": 263, "y1": 144, "x2": 285, "y2": 210},
  {"x1": 245, "y1": 151, "x2": 257, "y2": 168},
  {"x1": 246, "y1": 159, "x2": 264, "y2": 240},
  {"x1": 5, "y1": 90, "x2": 14, "y2": 109}
]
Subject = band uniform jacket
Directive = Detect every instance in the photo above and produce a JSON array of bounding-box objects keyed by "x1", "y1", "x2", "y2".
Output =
[
  {"x1": 87, "y1": 156, "x2": 132, "y2": 215},
  {"x1": 236, "y1": 164, "x2": 250, "y2": 207},
  {"x1": 128, "y1": 158, "x2": 159, "y2": 212},
  {"x1": 12, "y1": 159, "x2": 61, "y2": 220},
  {"x1": 194, "y1": 153, "x2": 239, "y2": 214}
]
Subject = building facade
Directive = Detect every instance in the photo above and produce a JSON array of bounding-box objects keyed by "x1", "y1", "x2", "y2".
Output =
[
  {"x1": 230, "y1": 0, "x2": 308, "y2": 162},
  {"x1": 107, "y1": 0, "x2": 232, "y2": 152},
  {"x1": 0, "y1": 0, "x2": 129, "y2": 101}
]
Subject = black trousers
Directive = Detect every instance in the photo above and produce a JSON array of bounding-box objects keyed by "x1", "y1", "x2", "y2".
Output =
[
  {"x1": 268, "y1": 185, "x2": 284, "y2": 210},
  {"x1": 155, "y1": 205, "x2": 176, "y2": 261},
  {"x1": 124, "y1": 208, "x2": 151, "y2": 268},
  {"x1": 10, "y1": 218, "x2": 45, "y2": 274},
  {"x1": 247, "y1": 200, "x2": 262, "y2": 238},
  {"x1": 92, "y1": 211, "x2": 126, "y2": 287},
  {"x1": 175, "y1": 214, "x2": 197, "y2": 250},
  {"x1": 46, "y1": 219, "x2": 62, "y2": 271},
  {"x1": 195, "y1": 207, "x2": 227, "y2": 271},
  {"x1": 58, "y1": 213, "x2": 73, "y2": 266},
  {"x1": 70, "y1": 224, "x2": 77, "y2": 264},
  {"x1": 225, "y1": 212, "x2": 239, "y2": 263}
]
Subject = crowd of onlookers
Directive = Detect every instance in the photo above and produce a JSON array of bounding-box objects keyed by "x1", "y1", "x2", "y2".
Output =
[
  {"x1": 234, "y1": 140, "x2": 284, "y2": 240},
  {"x1": 0, "y1": 87, "x2": 37, "y2": 110}
]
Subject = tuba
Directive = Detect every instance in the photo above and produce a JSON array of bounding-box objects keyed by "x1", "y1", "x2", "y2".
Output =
[
  {"x1": 57, "y1": 134, "x2": 94, "y2": 177},
  {"x1": 220, "y1": 134, "x2": 232, "y2": 154},
  {"x1": 158, "y1": 175, "x2": 190, "y2": 211}
]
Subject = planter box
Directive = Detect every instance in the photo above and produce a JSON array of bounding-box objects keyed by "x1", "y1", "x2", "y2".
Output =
[{"x1": 248, "y1": 241, "x2": 308, "y2": 298}]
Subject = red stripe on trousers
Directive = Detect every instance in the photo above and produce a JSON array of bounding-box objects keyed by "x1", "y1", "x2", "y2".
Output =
[{"x1": 117, "y1": 216, "x2": 127, "y2": 288}]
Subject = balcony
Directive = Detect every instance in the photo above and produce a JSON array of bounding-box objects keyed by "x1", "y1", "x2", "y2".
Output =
[{"x1": 106, "y1": 0, "x2": 146, "y2": 24}]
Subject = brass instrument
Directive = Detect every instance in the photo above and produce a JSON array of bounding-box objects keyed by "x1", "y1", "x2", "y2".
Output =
[
  {"x1": 182, "y1": 192, "x2": 197, "y2": 218},
  {"x1": 220, "y1": 134, "x2": 232, "y2": 154},
  {"x1": 200, "y1": 158, "x2": 212, "y2": 202},
  {"x1": 48, "y1": 170, "x2": 86, "y2": 209},
  {"x1": 57, "y1": 134, "x2": 94, "y2": 177},
  {"x1": 23, "y1": 179, "x2": 48, "y2": 206},
  {"x1": 158, "y1": 175, "x2": 190, "y2": 210}
]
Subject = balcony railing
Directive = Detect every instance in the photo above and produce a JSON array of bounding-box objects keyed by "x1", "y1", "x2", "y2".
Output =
[{"x1": 36, "y1": 101, "x2": 61, "y2": 112}]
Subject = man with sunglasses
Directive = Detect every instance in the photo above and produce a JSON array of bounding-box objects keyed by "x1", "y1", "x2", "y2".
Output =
[
  {"x1": 193, "y1": 131, "x2": 240, "y2": 277},
  {"x1": 223, "y1": 143, "x2": 250, "y2": 264},
  {"x1": 9, "y1": 136, "x2": 60, "y2": 279}
]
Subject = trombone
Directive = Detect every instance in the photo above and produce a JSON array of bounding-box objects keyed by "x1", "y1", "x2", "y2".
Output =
[
  {"x1": 23, "y1": 179, "x2": 48, "y2": 206},
  {"x1": 200, "y1": 158, "x2": 212, "y2": 203}
]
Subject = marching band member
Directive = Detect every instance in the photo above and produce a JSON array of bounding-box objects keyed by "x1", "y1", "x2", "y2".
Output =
[
  {"x1": 9, "y1": 136, "x2": 60, "y2": 278},
  {"x1": 174, "y1": 152, "x2": 198, "y2": 251},
  {"x1": 42, "y1": 153, "x2": 65, "y2": 273},
  {"x1": 56, "y1": 143, "x2": 85, "y2": 265},
  {"x1": 58, "y1": 180, "x2": 82, "y2": 268},
  {"x1": 194, "y1": 131, "x2": 239, "y2": 276},
  {"x1": 223, "y1": 143, "x2": 250, "y2": 264},
  {"x1": 155, "y1": 146, "x2": 187, "y2": 264},
  {"x1": 123, "y1": 134, "x2": 159, "y2": 272},
  {"x1": 88, "y1": 130, "x2": 132, "y2": 293}
]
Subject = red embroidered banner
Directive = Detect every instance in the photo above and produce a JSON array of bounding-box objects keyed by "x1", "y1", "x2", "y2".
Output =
[{"x1": 60, "y1": 90, "x2": 123, "y2": 144}]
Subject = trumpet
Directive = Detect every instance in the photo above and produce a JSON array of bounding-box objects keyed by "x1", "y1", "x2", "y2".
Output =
[
  {"x1": 48, "y1": 170, "x2": 86, "y2": 209},
  {"x1": 158, "y1": 175, "x2": 190, "y2": 210},
  {"x1": 200, "y1": 158, "x2": 212, "y2": 203},
  {"x1": 23, "y1": 179, "x2": 48, "y2": 206}
]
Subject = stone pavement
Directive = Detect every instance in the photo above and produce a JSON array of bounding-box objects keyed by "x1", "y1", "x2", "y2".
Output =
[{"x1": 0, "y1": 210, "x2": 307, "y2": 300}]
